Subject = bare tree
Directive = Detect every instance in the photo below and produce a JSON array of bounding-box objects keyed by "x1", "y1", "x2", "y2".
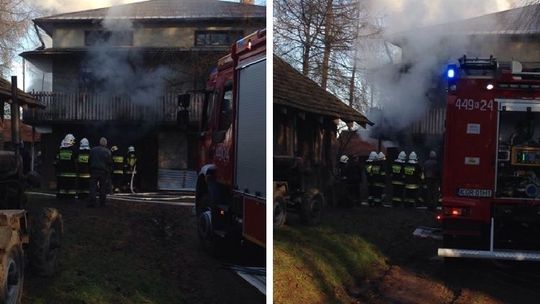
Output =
[
  {"x1": 0, "y1": 0, "x2": 35, "y2": 77},
  {"x1": 274, "y1": 0, "x2": 381, "y2": 113},
  {"x1": 274, "y1": 0, "x2": 327, "y2": 75}
]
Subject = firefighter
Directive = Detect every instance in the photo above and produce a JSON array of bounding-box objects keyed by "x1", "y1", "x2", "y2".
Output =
[
  {"x1": 55, "y1": 134, "x2": 78, "y2": 198},
  {"x1": 391, "y1": 151, "x2": 407, "y2": 207},
  {"x1": 404, "y1": 151, "x2": 425, "y2": 208},
  {"x1": 365, "y1": 151, "x2": 378, "y2": 206},
  {"x1": 423, "y1": 150, "x2": 440, "y2": 211},
  {"x1": 111, "y1": 145, "x2": 124, "y2": 193},
  {"x1": 371, "y1": 152, "x2": 387, "y2": 207},
  {"x1": 88, "y1": 137, "x2": 113, "y2": 207},
  {"x1": 124, "y1": 146, "x2": 137, "y2": 192},
  {"x1": 77, "y1": 138, "x2": 91, "y2": 199}
]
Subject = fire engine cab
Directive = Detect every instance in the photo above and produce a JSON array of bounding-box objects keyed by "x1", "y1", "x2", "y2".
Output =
[
  {"x1": 439, "y1": 56, "x2": 540, "y2": 261},
  {"x1": 194, "y1": 29, "x2": 266, "y2": 253}
]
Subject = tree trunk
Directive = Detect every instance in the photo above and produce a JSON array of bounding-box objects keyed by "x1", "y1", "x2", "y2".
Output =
[{"x1": 320, "y1": 0, "x2": 333, "y2": 89}]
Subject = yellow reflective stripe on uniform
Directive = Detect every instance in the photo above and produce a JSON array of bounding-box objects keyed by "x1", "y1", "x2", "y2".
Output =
[
  {"x1": 58, "y1": 173, "x2": 77, "y2": 177},
  {"x1": 392, "y1": 181, "x2": 404, "y2": 185},
  {"x1": 113, "y1": 170, "x2": 124, "y2": 174},
  {"x1": 78, "y1": 154, "x2": 89, "y2": 163},
  {"x1": 58, "y1": 150, "x2": 73, "y2": 160},
  {"x1": 405, "y1": 184, "x2": 420, "y2": 189},
  {"x1": 372, "y1": 166, "x2": 380, "y2": 174},
  {"x1": 404, "y1": 166, "x2": 415, "y2": 175},
  {"x1": 391, "y1": 164, "x2": 402, "y2": 174},
  {"x1": 78, "y1": 174, "x2": 91, "y2": 178},
  {"x1": 113, "y1": 156, "x2": 124, "y2": 163}
]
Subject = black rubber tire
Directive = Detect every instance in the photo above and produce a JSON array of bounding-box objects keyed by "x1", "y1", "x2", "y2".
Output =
[
  {"x1": 28, "y1": 208, "x2": 63, "y2": 276},
  {"x1": 0, "y1": 244, "x2": 24, "y2": 304},
  {"x1": 300, "y1": 189, "x2": 324, "y2": 225},
  {"x1": 273, "y1": 197, "x2": 287, "y2": 229}
]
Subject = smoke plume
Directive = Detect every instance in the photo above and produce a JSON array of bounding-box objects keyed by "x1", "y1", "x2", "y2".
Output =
[{"x1": 362, "y1": 0, "x2": 522, "y2": 133}]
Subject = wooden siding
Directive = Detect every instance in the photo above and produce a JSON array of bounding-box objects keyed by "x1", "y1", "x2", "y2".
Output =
[
  {"x1": 410, "y1": 107, "x2": 446, "y2": 135},
  {"x1": 24, "y1": 91, "x2": 204, "y2": 124}
]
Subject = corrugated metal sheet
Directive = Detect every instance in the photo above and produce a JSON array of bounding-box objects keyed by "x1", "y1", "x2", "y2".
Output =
[
  {"x1": 157, "y1": 169, "x2": 197, "y2": 191},
  {"x1": 410, "y1": 107, "x2": 446, "y2": 135}
]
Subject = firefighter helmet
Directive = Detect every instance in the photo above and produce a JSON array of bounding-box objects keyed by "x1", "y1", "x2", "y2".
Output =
[
  {"x1": 378, "y1": 152, "x2": 386, "y2": 160},
  {"x1": 409, "y1": 151, "x2": 418, "y2": 163},
  {"x1": 397, "y1": 151, "x2": 407, "y2": 163},
  {"x1": 429, "y1": 150, "x2": 437, "y2": 159},
  {"x1": 128, "y1": 146, "x2": 135, "y2": 153},
  {"x1": 65, "y1": 134, "x2": 75, "y2": 145},
  {"x1": 367, "y1": 151, "x2": 377, "y2": 162},
  {"x1": 340, "y1": 155, "x2": 349, "y2": 164},
  {"x1": 111, "y1": 145, "x2": 118, "y2": 152},
  {"x1": 80, "y1": 138, "x2": 90, "y2": 150}
]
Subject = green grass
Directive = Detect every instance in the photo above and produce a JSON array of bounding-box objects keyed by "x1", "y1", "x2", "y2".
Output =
[
  {"x1": 22, "y1": 195, "x2": 188, "y2": 304},
  {"x1": 274, "y1": 218, "x2": 387, "y2": 304}
]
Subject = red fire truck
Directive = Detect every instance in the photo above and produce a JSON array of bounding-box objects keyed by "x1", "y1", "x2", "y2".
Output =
[
  {"x1": 439, "y1": 56, "x2": 540, "y2": 261},
  {"x1": 194, "y1": 29, "x2": 266, "y2": 253}
]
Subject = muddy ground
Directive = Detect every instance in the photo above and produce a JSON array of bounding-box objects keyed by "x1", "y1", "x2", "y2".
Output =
[{"x1": 22, "y1": 193, "x2": 265, "y2": 304}]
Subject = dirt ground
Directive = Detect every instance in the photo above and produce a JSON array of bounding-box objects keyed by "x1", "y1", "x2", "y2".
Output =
[
  {"x1": 275, "y1": 206, "x2": 540, "y2": 304},
  {"x1": 22, "y1": 193, "x2": 265, "y2": 304}
]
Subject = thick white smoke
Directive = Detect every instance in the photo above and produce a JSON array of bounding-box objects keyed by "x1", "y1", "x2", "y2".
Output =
[
  {"x1": 82, "y1": 5, "x2": 173, "y2": 105},
  {"x1": 362, "y1": 0, "x2": 525, "y2": 132}
]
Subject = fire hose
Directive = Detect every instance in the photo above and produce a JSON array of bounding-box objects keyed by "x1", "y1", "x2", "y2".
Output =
[{"x1": 130, "y1": 165, "x2": 136, "y2": 194}]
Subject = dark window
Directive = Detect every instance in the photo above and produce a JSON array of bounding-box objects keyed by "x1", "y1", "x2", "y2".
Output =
[
  {"x1": 85, "y1": 31, "x2": 134, "y2": 46},
  {"x1": 201, "y1": 92, "x2": 217, "y2": 131},
  {"x1": 218, "y1": 85, "x2": 233, "y2": 131},
  {"x1": 195, "y1": 31, "x2": 244, "y2": 47}
]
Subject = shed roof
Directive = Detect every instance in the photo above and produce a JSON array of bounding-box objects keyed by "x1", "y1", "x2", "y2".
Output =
[
  {"x1": 273, "y1": 55, "x2": 372, "y2": 126},
  {"x1": 0, "y1": 77, "x2": 43, "y2": 108}
]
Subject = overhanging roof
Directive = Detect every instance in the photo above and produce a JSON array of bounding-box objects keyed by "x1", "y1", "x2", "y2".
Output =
[
  {"x1": 0, "y1": 78, "x2": 43, "y2": 108},
  {"x1": 391, "y1": 3, "x2": 540, "y2": 43},
  {"x1": 35, "y1": 0, "x2": 266, "y2": 35},
  {"x1": 273, "y1": 55, "x2": 372, "y2": 126}
]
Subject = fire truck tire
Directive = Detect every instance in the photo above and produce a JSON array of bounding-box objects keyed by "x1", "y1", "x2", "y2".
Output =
[
  {"x1": 0, "y1": 244, "x2": 24, "y2": 304},
  {"x1": 301, "y1": 189, "x2": 324, "y2": 225},
  {"x1": 273, "y1": 198, "x2": 287, "y2": 229},
  {"x1": 28, "y1": 208, "x2": 63, "y2": 277}
]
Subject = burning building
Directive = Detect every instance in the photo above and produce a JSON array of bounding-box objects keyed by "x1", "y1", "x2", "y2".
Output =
[
  {"x1": 21, "y1": 0, "x2": 265, "y2": 191},
  {"x1": 372, "y1": 3, "x2": 540, "y2": 158}
]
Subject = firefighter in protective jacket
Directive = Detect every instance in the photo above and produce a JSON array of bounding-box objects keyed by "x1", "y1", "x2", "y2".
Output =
[
  {"x1": 371, "y1": 152, "x2": 387, "y2": 207},
  {"x1": 77, "y1": 138, "x2": 91, "y2": 199},
  {"x1": 56, "y1": 134, "x2": 78, "y2": 198},
  {"x1": 365, "y1": 151, "x2": 377, "y2": 206},
  {"x1": 111, "y1": 145, "x2": 124, "y2": 193},
  {"x1": 125, "y1": 146, "x2": 137, "y2": 192},
  {"x1": 404, "y1": 151, "x2": 424, "y2": 207},
  {"x1": 391, "y1": 151, "x2": 407, "y2": 207}
]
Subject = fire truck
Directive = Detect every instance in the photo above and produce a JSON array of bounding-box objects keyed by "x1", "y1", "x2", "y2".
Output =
[
  {"x1": 193, "y1": 29, "x2": 266, "y2": 253},
  {"x1": 439, "y1": 56, "x2": 540, "y2": 261}
]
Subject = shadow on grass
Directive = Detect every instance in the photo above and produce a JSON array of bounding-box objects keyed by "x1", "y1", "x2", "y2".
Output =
[{"x1": 274, "y1": 219, "x2": 386, "y2": 304}]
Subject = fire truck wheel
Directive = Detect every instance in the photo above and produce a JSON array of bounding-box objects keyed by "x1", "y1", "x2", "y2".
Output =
[
  {"x1": 0, "y1": 244, "x2": 24, "y2": 304},
  {"x1": 28, "y1": 208, "x2": 63, "y2": 276},
  {"x1": 301, "y1": 189, "x2": 324, "y2": 225},
  {"x1": 273, "y1": 198, "x2": 287, "y2": 229}
]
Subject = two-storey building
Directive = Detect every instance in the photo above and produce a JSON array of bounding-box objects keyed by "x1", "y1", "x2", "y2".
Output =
[{"x1": 21, "y1": 0, "x2": 265, "y2": 190}]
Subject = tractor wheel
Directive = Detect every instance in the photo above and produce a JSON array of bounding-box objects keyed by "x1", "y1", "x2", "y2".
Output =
[
  {"x1": 273, "y1": 197, "x2": 287, "y2": 229},
  {"x1": 300, "y1": 189, "x2": 324, "y2": 225},
  {"x1": 28, "y1": 208, "x2": 63, "y2": 276},
  {"x1": 0, "y1": 244, "x2": 24, "y2": 304}
]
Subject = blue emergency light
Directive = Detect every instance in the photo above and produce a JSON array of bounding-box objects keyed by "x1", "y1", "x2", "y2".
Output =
[{"x1": 447, "y1": 67, "x2": 456, "y2": 79}]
